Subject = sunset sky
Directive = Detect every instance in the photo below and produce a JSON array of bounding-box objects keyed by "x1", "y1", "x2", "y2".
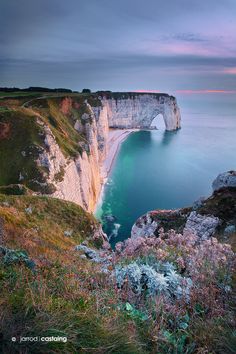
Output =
[{"x1": 0, "y1": 0, "x2": 236, "y2": 94}]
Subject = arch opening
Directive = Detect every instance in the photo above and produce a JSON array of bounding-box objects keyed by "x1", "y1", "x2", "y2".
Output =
[{"x1": 150, "y1": 113, "x2": 165, "y2": 130}]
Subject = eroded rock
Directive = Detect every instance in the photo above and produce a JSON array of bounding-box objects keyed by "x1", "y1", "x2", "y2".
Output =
[
  {"x1": 131, "y1": 210, "x2": 189, "y2": 239},
  {"x1": 212, "y1": 170, "x2": 236, "y2": 192},
  {"x1": 75, "y1": 244, "x2": 112, "y2": 273},
  {"x1": 184, "y1": 211, "x2": 220, "y2": 240}
]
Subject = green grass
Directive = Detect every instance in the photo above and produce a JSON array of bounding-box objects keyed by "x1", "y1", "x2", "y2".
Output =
[
  {"x1": 0, "y1": 92, "x2": 43, "y2": 98},
  {"x1": 96, "y1": 91, "x2": 171, "y2": 101},
  {"x1": 0, "y1": 109, "x2": 52, "y2": 193},
  {"x1": 26, "y1": 97, "x2": 93, "y2": 158},
  {"x1": 0, "y1": 194, "x2": 101, "y2": 250},
  {"x1": 0, "y1": 184, "x2": 32, "y2": 195}
]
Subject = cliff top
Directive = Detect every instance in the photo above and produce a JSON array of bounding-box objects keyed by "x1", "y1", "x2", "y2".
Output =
[
  {"x1": 0, "y1": 87, "x2": 175, "y2": 101},
  {"x1": 96, "y1": 91, "x2": 175, "y2": 100}
]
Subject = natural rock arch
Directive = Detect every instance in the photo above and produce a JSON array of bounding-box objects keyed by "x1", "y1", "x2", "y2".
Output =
[
  {"x1": 150, "y1": 113, "x2": 166, "y2": 129},
  {"x1": 102, "y1": 94, "x2": 181, "y2": 131}
]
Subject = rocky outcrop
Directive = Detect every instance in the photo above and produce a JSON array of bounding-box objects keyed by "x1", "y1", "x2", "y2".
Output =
[
  {"x1": 131, "y1": 209, "x2": 190, "y2": 239},
  {"x1": 75, "y1": 242, "x2": 112, "y2": 273},
  {"x1": 184, "y1": 211, "x2": 220, "y2": 240},
  {"x1": 131, "y1": 205, "x2": 220, "y2": 242},
  {"x1": 212, "y1": 170, "x2": 236, "y2": 191},
  {"x1": 131, "y1": 212, "x2": 159, "y2": 239},
  {"x1": 131, "y1": 171, "x2": 236, "y2": 243}
]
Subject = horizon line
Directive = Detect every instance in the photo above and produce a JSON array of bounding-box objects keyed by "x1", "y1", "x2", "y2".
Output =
[{"x1": 134, "y1": 89, "x2": 236, "y2": 94}]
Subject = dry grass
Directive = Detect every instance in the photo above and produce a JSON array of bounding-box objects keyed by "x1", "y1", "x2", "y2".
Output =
[{"x1": 0, "y1": 194, "x2": 146, "y2": 353}]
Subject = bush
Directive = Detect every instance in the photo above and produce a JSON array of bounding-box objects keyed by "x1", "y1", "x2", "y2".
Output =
[{"x1": 82, "y1": 88, "x2": 91, "y2": 93}]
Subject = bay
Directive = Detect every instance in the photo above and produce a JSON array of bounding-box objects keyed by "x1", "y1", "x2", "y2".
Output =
[{"x1": 96, "y1": 94, "x2": 236, "y2": 246}]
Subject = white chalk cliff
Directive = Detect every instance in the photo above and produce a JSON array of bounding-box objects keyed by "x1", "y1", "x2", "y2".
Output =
[
  {"x1": 37, "y1": 93, "x2": 181, "y2": 211},
  {"x1": 102, "y1": 94, "x2": 181, "y2": 131}
]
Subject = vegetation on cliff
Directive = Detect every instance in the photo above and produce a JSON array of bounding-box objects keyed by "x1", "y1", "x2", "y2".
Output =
[
  {"x1": 0, "y1": 190, "x2": 235, "y2": 353},
  {"x1": 0, "y1": 91, "x2": 101, "y2": 195},
  {"x1": 114, "y1": 228, "x2": 235, "y2": 353},
  {"x1": 0, "y1": 108, "x2": 51, "y2": 193},
  {"x1": 0, "y1": 194, "x2": 145, "y2": 353}
]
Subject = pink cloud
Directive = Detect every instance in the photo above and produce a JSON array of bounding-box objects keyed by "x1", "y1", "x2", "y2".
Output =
[
  {"x1": 223, "y1": 67, "x2": 236, "y2": 74},
  {"x1": 160, "y1": 42, "x2": 214, "y2": 57},
  {"x1": 135, "y1": 89, "x2": 236, "y2": 95},
  {"x1": 176, "y1": 89, "x2": 236, "y2": 94},
  {"x1": 141, "y1": 35, "x2": 236, "y2": 59}
]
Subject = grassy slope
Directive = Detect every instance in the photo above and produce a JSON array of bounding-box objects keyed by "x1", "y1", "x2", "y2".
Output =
[
  {"x1": 1, "y1": 193, "x2": 235, "y2": 354},
  {"x1": 0, "y1": 194, "x2": 145, "y2": 353},
  {"x1": 0, "y1": 93, "x2": 101, "y2": 194},
  {"x1": 0, "y1": 108, "x2": 49, "y2": 192}
]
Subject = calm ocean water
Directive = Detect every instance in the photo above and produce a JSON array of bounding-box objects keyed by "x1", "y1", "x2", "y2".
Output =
[{"x1": 96, "y1": 94, "x2": 236, "y2": 246}]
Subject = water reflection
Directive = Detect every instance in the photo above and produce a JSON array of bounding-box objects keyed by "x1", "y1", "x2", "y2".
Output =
[
  {"x1": 161, "y1": 129, "x2": 179, "y2": 146},
  {"x1": 134, "y1": 130, "x2": 152, "y2": 148}
]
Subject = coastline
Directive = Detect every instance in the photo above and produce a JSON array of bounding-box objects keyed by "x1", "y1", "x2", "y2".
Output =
[
  {"x1": 101, "y1": 129, "x2": 139, "y2": 179},
  {"x1": 94, "y1": 129, "x2": 139, "y2": 213}
]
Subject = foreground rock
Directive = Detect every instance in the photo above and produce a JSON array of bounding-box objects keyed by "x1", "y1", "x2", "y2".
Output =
[
  {"x1": 184, "y1": 211, "x2": 220, "y2": 240},
  {"x1": 131, "y1": 209, "x2": 190, "y2": 239},
  {"x1": 131, "y1": 171, "x2": 236, "y2": 246},
  {"x1": 75, "y1": 244, "x2": 112, "y2": 273},
  {"x1": 212, "y1": 170, "x2": 236, "y2": 191}
]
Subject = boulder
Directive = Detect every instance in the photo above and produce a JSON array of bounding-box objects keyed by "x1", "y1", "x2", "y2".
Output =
[
  {"x1": 184, "y1": 211, "x2": 220, "y2": 240},
  {"x1": 192, "y1": 196, "x2": 206, "y2": 210},
  {"x1": 212, "y1": 170, "x2": 236, "y2": 192},
  {"x1": 131, "y1": 212, "x2": 158, "y2": 239}
]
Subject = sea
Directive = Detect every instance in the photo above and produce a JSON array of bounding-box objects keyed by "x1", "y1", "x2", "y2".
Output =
[{"x1": 95, "y1": 93, "x2": 236, "y2": 247}]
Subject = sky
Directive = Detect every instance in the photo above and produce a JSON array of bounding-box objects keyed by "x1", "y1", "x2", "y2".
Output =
[{"x1": 0, "y1": 0, "x2": 236, "y2": 94}]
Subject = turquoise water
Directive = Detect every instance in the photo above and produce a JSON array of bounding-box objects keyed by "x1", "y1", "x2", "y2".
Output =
[{"x1": 96, "y1": 94, "x2": 236, "y2": 246}]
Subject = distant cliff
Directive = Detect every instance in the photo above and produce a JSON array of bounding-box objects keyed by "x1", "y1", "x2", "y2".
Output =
[
  {"x1": 0, "y1": 92, "x2": 181, "y2": 211},
  {"x1": 101, "y1": 92, "x2": 181, "y2": 131}
]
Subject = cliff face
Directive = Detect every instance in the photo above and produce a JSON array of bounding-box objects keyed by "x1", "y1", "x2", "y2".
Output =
[
  {"x1": 36, "y1": 100, "x2": 110, "y2": 212},
  {"x1": 0, "y1": 92, "x2": 181, "y2": 212},
  {"x1": 54, "y1": 94, "x2": 180, "y2": 210},
  {"x1": 102, "y1": 94, "x2": 181, "y2": 131}
]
